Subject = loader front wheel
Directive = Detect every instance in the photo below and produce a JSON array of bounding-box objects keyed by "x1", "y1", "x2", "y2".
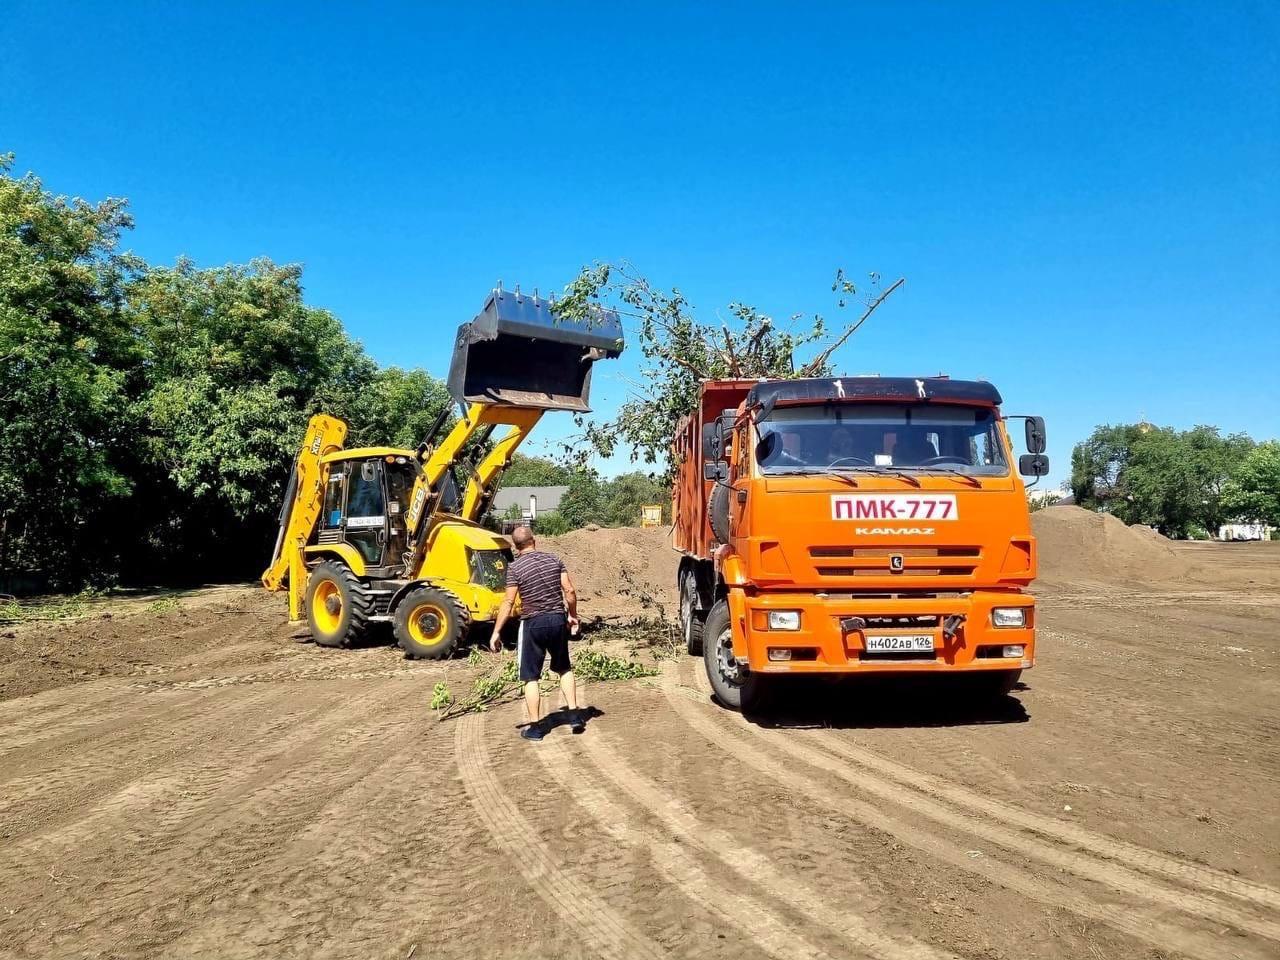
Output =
[
  {"x1": 395, "y1": 586, "x2": 469, "y2": 660},
  {"x1": 305, "y1": 561, "x2": 373, "y2": 649}
]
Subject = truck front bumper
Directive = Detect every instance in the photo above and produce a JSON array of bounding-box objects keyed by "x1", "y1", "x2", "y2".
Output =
[{"x1": 730, "y1": 590, "x2": 1036, "y2": 674}]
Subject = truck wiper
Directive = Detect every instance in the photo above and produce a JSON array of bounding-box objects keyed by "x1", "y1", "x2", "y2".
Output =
[
  {"x1": 836, "y1": 465, "x2": 921, "y2": 487},
  {"x1": 769, "y1": 467, "x2": 859, "y2": 486},
  {"x1": 904, "y1": 465, "x2": 982, "y2": 487}
]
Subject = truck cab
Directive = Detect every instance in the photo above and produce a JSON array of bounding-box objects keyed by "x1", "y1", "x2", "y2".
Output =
[{"x1": 674, "y1": 376, "x2": 1049, "y2": 711}]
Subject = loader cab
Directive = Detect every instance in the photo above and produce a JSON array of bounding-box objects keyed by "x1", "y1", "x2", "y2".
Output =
[{"x1": 317, "y1": 449, "x2": 425, "y2": 573}]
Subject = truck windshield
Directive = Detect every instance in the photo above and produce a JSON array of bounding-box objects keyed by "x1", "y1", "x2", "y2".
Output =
[{"x1": 756, "y1": 403, "x2": 1008, "y2": 476}]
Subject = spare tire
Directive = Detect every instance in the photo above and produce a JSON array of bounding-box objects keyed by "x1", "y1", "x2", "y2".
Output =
[{"x1": 708, "y1": 484, "x2": 732, "y2": 544}]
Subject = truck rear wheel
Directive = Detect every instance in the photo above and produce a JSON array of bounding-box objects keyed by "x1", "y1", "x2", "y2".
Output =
[
  {"x1": 394, "y1": 585, "x2": 469, "y2": 660},
  {"x1": 305, "y1": 561, "x2": 374, "y2": 649},
  {"x1": 680, "y1": 569, "x2": 705, "y2": 655},
  {"x1": 702, "y1": 600, "x2": 766, "y2": 712}
]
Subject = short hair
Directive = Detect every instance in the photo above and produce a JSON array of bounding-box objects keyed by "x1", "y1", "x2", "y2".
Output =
[{"x1": 511, "y1": 525, "x2": 535, "y2": 549}]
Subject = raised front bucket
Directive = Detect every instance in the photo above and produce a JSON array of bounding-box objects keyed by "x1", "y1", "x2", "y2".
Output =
[{"x1": 446, "y1": 286, "x2": 625, "y2": 411}]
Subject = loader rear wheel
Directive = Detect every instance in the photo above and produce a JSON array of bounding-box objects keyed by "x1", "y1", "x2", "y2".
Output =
[
  {"x1": 305, "y1": 561, "x2": 373, "y2": 649},
  {"x1": 395, "y1": 586, "x2": 469, "y2": 660},
  {"x1": 702, "y1": 600, "x2": 767, "y2": 713}
]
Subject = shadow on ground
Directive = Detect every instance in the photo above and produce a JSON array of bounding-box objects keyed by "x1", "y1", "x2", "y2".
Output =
[{"x1": 737, "y1": 675, "x2": 1031, "y2": 730}]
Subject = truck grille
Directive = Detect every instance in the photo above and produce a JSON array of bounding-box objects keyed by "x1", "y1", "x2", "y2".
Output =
[{"x1": 810, "y1": 545, "x2": 981, "y2": 578}]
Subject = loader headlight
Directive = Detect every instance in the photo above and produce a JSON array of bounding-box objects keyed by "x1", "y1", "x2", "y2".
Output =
[
  {"x1": 992, "y1": 607, "x2": 1026, "y2": 629},
  {"x1": 767, "y1": 611, "x2": 801, "y2": 631}
]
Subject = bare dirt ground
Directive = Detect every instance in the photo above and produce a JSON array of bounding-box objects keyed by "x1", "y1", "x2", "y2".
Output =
[{"x1": 1, "y1": 515, "x2": 1278, "y2": 959}]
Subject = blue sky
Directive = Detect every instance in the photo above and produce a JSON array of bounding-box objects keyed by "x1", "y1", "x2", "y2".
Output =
[{"x1": 3, "y1": 2, "x2": 1277, "y2": 484}]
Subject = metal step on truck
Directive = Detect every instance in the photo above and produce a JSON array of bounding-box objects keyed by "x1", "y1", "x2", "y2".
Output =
[{"x1": 673, "y1": 375, "x2": 1049, "y2": 711}]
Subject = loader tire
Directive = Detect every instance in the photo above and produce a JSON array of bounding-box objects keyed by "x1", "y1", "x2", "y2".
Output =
[
  {"x1": 394, "y1": 585, "x2": 469, "y2": 660},
  {"x1": 702, "y1": 599, "x2": 767, "y2": 713},
  {"x1": 680, "y1": 568, "x2": 705, "y2": 656},
  {"x1": 708, "y1": 484, "x2": 732, "y2": 544},
  {"x1": 305, "y1": 561, "x2": 374, "y2": 649}
]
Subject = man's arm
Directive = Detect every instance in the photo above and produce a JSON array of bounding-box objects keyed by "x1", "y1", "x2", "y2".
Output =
[
  {"x1": 490, "y1": 584, "x2": 519, "y2": 652},
  {"x1": 560, "y1": 569, "x2": 578, "y2": 632}
]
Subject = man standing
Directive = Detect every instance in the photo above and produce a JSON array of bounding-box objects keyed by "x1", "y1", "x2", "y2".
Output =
[{"x1": 490, "y1": 526, "x2": 582, "y2": 740}]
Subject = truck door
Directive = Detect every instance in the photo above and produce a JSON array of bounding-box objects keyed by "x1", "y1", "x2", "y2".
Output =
[{"x1": 345, "y1": 460, "x2": 387, "y2": 567}]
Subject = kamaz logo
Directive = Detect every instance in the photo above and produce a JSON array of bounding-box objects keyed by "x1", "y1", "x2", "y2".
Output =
[{"x1": 856, "y1": 527, "x2": 935, "y2": 536}]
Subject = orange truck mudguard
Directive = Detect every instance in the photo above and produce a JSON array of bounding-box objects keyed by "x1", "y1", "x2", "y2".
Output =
[{"x1": 673, "y1": 376, "x2": 1050, "y2": 711}]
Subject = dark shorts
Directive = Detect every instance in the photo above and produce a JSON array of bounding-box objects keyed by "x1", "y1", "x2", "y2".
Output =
[{"x1": 518, "y1": 612, "x2": 570, "y2": 682}]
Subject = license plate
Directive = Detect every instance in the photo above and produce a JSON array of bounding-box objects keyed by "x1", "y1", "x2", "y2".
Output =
[{"x1": 864, "y1": 634, "x2": 935, "y2": 653}]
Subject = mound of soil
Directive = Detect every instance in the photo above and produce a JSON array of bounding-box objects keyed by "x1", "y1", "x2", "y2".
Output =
[
  {"x1": 1032, "y1": 506, "x2": 1195, "y2": 589},
  {"x1": 541, "y1": 525, "x2": 679, "y2": 621}
]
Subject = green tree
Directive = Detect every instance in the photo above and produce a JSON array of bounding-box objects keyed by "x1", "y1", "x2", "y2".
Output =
[
  {"x1": 554, "y1": 262, "x2": 903, "y2": 478},
  {"x1": 557, "y1": 471, "x2": 605, "y2": 529},
  {"x1": 0, "y1": 153, "x2": 142, "y2": 582},
  {"x1": 501, "y1": 453, "x2": 575, "y2": 487},
  {"x1": 600, "y1": 471, "x2": 669, "y2": 526},
  {"x1": 1221, "y1": 441, "x2": 1280, "y2": 526},
  {"x1": 1071, "y1": 423, "x2": 1253, "y2": 537}
]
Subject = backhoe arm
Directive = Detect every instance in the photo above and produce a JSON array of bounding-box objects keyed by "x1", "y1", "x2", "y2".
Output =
[{"x1": 262, "y1": 414, "x2": 347, "y2": 621}]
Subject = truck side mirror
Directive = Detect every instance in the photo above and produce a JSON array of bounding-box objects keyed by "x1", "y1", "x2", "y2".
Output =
[
  {"x1": 1024, "y1": 416, "x2": 1046, "y2": 454},
  {"x1": 704, "y1": 461, "x2": 728, "y2": 481},
  {"x1": 1019, "y1": 453, "x2": 1050, "y2": 477},
  {"x1": 702, "y1": 423, "x2": 725, "y2": 460}
]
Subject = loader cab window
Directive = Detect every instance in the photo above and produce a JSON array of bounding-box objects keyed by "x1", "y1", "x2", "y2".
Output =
[
  {"x1": 345, "y1": 460, "x2": 386, "y2": 565},
  {"x1": 322, "y1": 474, "x2": 344, "y2": 529}
]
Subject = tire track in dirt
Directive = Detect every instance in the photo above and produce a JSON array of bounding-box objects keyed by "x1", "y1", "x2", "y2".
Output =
[
  {"x1": 536, "y1": 735, "x2": 838, "y2": 960},
  {"x1": 0, "y1": 678, "x2": 390, "y2": 865},
  {"x1": 568, "y1": 727, "x2": 959, "y2": 960},
  {"x1": 0, "y1": 616, "x2": 270, "y2": 750},
  {"x1": 5, "y1": 678, "x2": 430, "y2": 960},
  {"x1": 811, "y1": 728, "x2": 1280, "y2": 912},
  {"x1": 666, "y1": 667, "x2": 1273, "y2": 960},
  {"x1": 455, "y1": 713, "x2": 667, "y2": 960},
  {"x1": 0, "y1": 684, "x2": 288, "y2": 843}
]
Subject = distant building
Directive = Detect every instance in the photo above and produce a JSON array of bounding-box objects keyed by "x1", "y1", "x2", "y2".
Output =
[
  {"x1": 1218, "y1": 523, "x2": 1273, "y2": 542},
  {"x1": 492, "y1": 485, "x2": 569, "y2": 521}
]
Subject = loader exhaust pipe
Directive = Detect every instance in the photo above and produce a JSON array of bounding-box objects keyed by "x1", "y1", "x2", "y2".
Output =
[{"x1": 446, "y1": 286, "x2": 625, "y2": 412}]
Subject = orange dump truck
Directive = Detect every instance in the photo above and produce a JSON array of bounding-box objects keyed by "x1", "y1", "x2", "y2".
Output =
[{"x1": 673, "y1": 376, "x2": 1049, "y2": 710}]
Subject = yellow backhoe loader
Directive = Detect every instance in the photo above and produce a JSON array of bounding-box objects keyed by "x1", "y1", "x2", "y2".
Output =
[{"x1": 262, "y1": 286, "x2": 623, "y2": 658}]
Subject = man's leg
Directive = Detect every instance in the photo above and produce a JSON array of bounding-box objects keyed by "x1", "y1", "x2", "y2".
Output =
[
  {"x1": 523, "y1": 679, "x2": 542, "y2": 724},
  {"x1": 558, "y1": 670, "x2": 579, "y2": 711}
]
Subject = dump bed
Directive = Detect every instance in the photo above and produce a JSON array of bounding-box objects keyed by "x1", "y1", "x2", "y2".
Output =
[{"x1": 672, "y1": 380, "x2": 756, "y2": 560}]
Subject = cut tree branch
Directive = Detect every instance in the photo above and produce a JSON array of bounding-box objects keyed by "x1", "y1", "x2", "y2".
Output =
[{"x1": 799, "y1": 277, "x2": 905, "y2": 376}]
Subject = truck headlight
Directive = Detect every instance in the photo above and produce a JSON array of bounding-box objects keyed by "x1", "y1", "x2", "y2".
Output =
[
  {"x1": 992, "y1": 607, "x2": 1026, "y2": 628},
  {"x1": 767, "y1": 611, "x2": 801, "y2": 631}
]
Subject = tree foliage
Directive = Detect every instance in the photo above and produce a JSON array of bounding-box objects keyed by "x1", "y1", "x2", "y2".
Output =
[
  {"x1": 0, "y1": 154, "x2": 450, "y2": 586},
  {"x1": 553, "y1": 262, "x2": 903, "y2": 477},
  {"x1": 1221, "y1": 441, "x2": 1280, "y2": 526},
  {"x1": 1070, "y1": 423, "x2": 1256, "y2": 537}
]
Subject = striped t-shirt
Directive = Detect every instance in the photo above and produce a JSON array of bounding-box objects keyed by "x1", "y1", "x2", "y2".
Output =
[{"x1": 506, "y1": 550, "x2": 566, "y2": 619}]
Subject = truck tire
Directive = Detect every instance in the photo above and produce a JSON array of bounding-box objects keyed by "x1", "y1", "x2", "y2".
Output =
[
  {"x1": 702, "y1": 599, "x2": 766, "y2": 712},
  {"x1": 305, "y1": 561, "x2": 374, "y2": 649},
  {"x1": 680, "y1": 568, "x2": 705, "y2": 656},
  {"x1": 971, "y1": 668, "x2": 1022, "y2": 698},
  {"x1": 394, "y1": 585, "x2": 470, "y2": 660},
  {"x1": 708, "y1": 484, "x2": 732, "y2": 544}
]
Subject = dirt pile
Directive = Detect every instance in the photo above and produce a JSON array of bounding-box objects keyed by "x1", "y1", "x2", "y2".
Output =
[
  {"x1": 1032, "y1": 506, "x2": 1196, "y2": 589},
  {"x1": 541, "y1": 525, "x2": 679, "y2": 621}
]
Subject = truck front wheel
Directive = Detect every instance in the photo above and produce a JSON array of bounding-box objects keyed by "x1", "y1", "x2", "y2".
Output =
[{"x1": 702, "y1": 600, "x2": 766, "y2": 712}]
